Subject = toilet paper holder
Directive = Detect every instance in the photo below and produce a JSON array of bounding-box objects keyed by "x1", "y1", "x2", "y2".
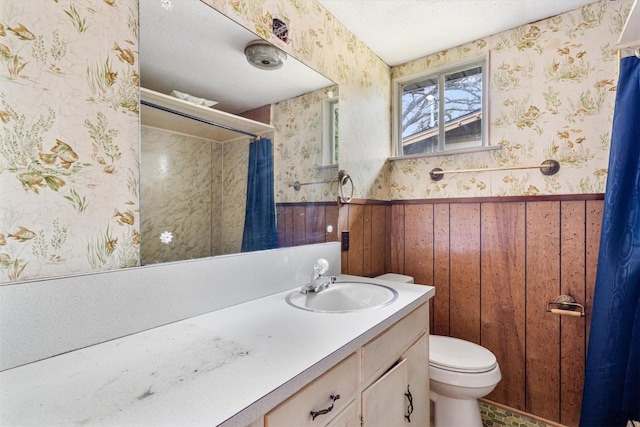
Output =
[{"x1": 546, "y1": 295, "x2": 585, "y2": 317}]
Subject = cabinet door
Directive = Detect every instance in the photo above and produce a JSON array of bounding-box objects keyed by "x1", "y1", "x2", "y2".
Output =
[
  {"x1": 403, "y1": 333, "x2": 429, "y2": 426},
  {"x1": 362, "y1": 358, "x2": 409, "y2": 427}
]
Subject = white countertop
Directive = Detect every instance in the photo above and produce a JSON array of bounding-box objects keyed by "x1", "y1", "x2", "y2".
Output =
[{"x1": 0, "y1": 275, "x2": 434, "y2": 427}]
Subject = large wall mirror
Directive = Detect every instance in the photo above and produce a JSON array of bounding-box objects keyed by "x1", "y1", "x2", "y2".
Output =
[{"x1": 139, "y1": 0, "x2": 338, "y2": 264}]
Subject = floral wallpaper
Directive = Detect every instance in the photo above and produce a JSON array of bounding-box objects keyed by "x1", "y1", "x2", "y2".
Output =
[
  {"x1": 2, "y1": 0, "x2": 630, "y2": 284},
  {"x1": 389, "y1": 0, "x2": 632, "y2": 199},
  {"x1": 0, "y1": 0, "x2": 139, "y2": 283},
  {"x1": 273, "y1": 85, "x2": 339, "y2": 203},
  {"x1": 2, "y1": 0, "x2": 391, "y2": 283}
]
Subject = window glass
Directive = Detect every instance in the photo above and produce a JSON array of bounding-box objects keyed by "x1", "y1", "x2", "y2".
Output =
[
  {"x1": 397, "y1": 59, "x2": 485, "y2": 156},
  {"x1": 443, "y1": 66, "x2": 482, "y2": 151},
  {"x1": 401, "y1": 77, "x2": 438, "y2": 155}
]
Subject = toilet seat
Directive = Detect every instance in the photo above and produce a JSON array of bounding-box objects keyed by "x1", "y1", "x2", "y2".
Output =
[{"x1": 429, "y1": 335, "x2": 497, "y2": 373}]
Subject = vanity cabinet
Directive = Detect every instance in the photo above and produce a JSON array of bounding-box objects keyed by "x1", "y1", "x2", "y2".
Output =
[
  {"x1": 264, "y1": 303, "x2": 429, "y2": 427},
  {"x1": 361, "y1": 303, "x2": 429, "y2": 427}
]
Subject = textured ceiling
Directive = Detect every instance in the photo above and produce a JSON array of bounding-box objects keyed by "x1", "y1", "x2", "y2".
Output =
[{"x1": 316, "y1": 0, "x2": 600, "y2": 65}]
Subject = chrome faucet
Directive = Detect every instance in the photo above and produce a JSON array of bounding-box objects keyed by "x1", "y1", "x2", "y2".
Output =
[{"x1": 300, "y1": 258, "x2": 336, "y2": 293}]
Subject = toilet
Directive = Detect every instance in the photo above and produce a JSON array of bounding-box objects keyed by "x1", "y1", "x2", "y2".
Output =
[
  {"x1": 429, "y1": 335, "x2": 501, "y2": 427},
  {"x1": 375, "y1": 274, "x2": 502, "y2": 427}
]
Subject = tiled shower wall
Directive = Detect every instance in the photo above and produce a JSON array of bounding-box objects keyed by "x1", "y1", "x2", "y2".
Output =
[
  {"x1": 140, "y1": 127, "x2": 251, "y2": 264},
  {"x1": 140, "y1": 127, "x2": 219, "y2": 264}
]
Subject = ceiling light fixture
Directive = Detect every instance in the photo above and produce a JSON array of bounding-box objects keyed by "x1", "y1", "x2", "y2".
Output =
[{"x1": 244, "y1": 40, "x2": 287, "y2": 70}]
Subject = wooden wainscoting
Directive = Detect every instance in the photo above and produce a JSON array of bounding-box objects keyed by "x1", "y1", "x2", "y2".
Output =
[
  {"x1": 334, "y1": 195, "x2": 604, "y2": 427},
  {"x1": 276, "y1": 202, "x2": 339, "y2": 247},
  {"x1": 337, "y1": 200, "x2": 390, "y2": 278}
]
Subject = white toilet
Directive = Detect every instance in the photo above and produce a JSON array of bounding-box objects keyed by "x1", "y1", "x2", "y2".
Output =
[
  {"x1": 375, "y1": 274, "x2": 502, "y2": 427},
  {"x1": 429, "y1": 335, "x2": 501, "y2": 427}
]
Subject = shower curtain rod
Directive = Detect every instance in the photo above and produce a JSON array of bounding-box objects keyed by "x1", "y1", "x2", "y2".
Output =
[{"x1": 140, "y1": 100, "x2": 259, "y2": 138}]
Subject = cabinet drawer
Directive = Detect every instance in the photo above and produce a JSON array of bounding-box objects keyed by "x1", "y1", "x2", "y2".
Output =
[
  {"x1": 266, "y1": 353, "x2": 358, "y2": 427},
  {"x1": 362, "y1": 303, "x2": 428, "y2": 383}
]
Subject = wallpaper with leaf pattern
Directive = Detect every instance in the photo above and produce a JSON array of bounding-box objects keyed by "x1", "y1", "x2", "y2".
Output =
[
  {"x1": 273, "y1": 85, "x2": 339, "y2": 203},
  {"x1": 1, "y1": 0, "x2": 631, "y2": 284},
  {"x1": 205, "y1": 0, "x2": 629, "y2": 204},
  {"x1": 1, "y1": 0, "x2": 139, "y2": 283},
  {"x1": 389, "y1": 0, "x2": 631, "y2": 199}
]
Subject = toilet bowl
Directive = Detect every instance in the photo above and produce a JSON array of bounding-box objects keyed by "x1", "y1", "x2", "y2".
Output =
[{"x1": 374, "y1": 274, "x2": 501, "y2": 427}]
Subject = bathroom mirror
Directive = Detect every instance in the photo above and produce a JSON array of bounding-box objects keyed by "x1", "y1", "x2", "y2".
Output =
[{"x1": 139, "y1": 0, "x2": 338, "y2": 264}]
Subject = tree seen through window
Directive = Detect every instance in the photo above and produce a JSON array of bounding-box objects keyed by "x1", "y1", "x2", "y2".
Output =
[{"x1": 399, "y1": 62, "x2": 484, "y2": 155}]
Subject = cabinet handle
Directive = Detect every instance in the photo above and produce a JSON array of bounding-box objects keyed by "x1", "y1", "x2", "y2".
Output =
[
  {"x1": 310, "y1": 394, "x2": 340, "y2": 421},
  {"x1": 404, "y1": 385, "x2": 414, "y2": 422}
]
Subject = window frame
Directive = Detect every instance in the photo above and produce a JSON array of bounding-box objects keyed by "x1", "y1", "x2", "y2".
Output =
[{"x1": 392, "y1": 55, "x2": 490, "y2": 159}]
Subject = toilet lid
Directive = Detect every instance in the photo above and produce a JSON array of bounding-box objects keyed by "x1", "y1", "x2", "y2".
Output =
[{"x1": 429, "y1": 335, "x2": 497, "y2": 373}]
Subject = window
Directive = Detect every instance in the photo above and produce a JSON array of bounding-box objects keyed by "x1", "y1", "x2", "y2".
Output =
[
  {"x1": 322, "y1": 97, "x2": 339, "y2": 165},
  {"x1": 394, "y1": 57, "x2": 487, "y2": 157}
]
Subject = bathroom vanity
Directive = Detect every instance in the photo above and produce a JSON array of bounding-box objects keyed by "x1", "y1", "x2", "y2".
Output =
[
  {"x1": 264, "y1": 298, "x2": 430, "y2": 427},
  {"x1": 0, "y1": 272, "x2": 434, "y2": 426}
]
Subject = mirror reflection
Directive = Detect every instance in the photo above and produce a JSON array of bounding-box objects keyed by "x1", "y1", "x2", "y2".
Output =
[{"x1": 139, "y1": 0, "x2": 337, "y2": 264}]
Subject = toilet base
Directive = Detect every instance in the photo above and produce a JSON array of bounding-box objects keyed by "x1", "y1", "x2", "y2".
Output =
[{"x1": 431, "y1": 392, "x2": 482, "y2": 427}]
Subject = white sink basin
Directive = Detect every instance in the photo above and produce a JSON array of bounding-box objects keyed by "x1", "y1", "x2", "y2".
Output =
[{"x1": 286, "y1": 281, "x2": 398, "y2": 313}]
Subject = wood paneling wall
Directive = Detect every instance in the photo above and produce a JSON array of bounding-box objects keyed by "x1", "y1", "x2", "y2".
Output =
[
  {"x1": 276, "y1": 202, "x2": 339, "y2": 248},
  {"x1": 339, "y1": 201, "x2": 390, "y2": 278},
  {"x1": 337, "y1": 195, "x2": 603, "y2": 426}
]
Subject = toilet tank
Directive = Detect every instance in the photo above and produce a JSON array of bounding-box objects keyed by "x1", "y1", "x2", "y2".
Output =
[{"x1": 375, "y1": 273, "x2": 415, "y2": 284}]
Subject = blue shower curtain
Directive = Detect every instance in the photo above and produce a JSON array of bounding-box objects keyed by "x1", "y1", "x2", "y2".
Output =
[
  {"x1": 580, "y1": 56, "x2": 640, "y2": 426},
  {"x1": 241, "y1": 137, "x2": 278, "y2": 252}
]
